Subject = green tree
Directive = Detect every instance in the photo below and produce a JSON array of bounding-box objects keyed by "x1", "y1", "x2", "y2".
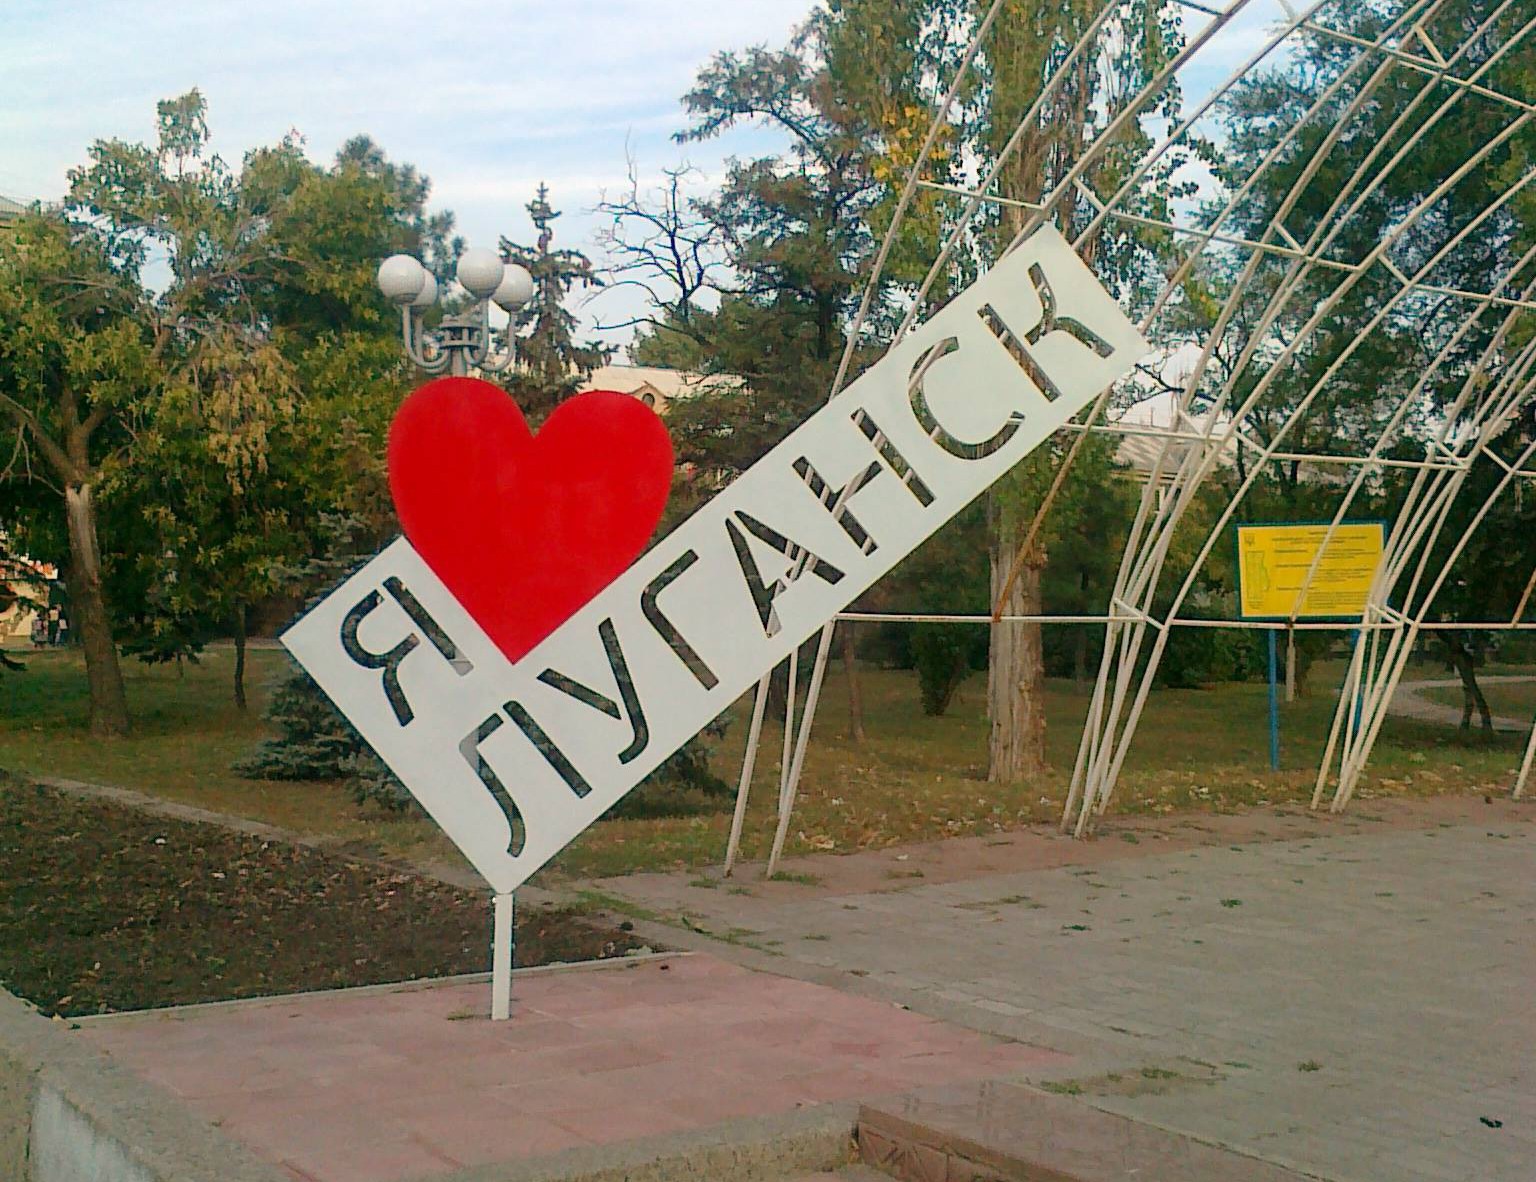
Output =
[
  {"x1": 0, "y1": 212, "x2": 154, "y2": 735},
  {"x1": 602, "y1": 4, "x2": 1181, "y2": 754},
  {"x1": 66, "y1": 93, "x2": 290, "y2": 703},
  {"x1": 235, "y1": 513, "x2": 411, "y2": 808},
  {"x1": 656, "y1": 35, "x2": 891, "y2": 485},
  {"x1": 72, "y1": 100, "x2": 450, "y2": 708},
  {"x1": 893, "y1": 504, "x2": 990, "y2": 716},
  {"x1": 639, "y1": 4, "x2": 1179, "y2": 768}
]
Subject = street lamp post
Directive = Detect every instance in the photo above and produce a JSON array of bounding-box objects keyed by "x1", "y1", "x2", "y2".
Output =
[
  {"x1": 375, "y1": 246, "x2": 535, "y2": 1021},
  {"x1": 376, "y1": 248, "x2": 536, "y2": 377}
]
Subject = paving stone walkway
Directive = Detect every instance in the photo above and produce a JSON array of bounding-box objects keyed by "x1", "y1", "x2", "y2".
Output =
[
  {"x1": 75, "y1": 954, "x2": 1063, "y2": 1182},
  {"x1": 1389, "y1": 674, "x2": 1535, "y2": 732},
  {"x1": 602, "y1": 806, "x2": 1536, "y2": 1182}
]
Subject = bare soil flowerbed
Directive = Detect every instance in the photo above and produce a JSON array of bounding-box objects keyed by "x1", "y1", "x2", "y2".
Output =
[{"x1": 0, "y1": 775, "x2": 643, "y2": 1018}]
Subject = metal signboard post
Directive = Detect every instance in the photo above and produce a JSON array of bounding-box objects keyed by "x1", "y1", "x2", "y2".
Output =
[
  {"x1": 285, "y1": 225, "x2": 1148, "y2": 1018},
  {"x1": 1236, "y1": 522, "x2": 1387, "y2": 771}
]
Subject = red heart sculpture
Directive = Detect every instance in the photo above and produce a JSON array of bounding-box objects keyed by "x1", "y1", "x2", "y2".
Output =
[{"x1": 387, "y1": 376, "x2": 673, "y2": 663}]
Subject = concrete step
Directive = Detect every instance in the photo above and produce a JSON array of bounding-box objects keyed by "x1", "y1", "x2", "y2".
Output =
[{"x1": 856, "y1": 1081, "x2": 1311, "y2": 1181}]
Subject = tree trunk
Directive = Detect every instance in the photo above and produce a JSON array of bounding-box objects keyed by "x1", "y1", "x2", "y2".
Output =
[
  {"x1": 1292, "y1": 635, "x2": 1314, "y2": 698},
  {"x1": 936, "y1": 651, "x2": 969, "y2": 717},
  {"x1": 986, "y1": 159, "x2": 1052, "y2": 784},
  {"x1": 840, "y1": 620, "x2": 866, "y2": 744},
  {"x1": 988, "y1": 504, "x2": 1048, "y2": 782},
  {"x1": 63, "y1": 482, "x2": 129, "y2": 737},
  {"x1": 1072, "y1": 569, "x2": 1090, "y2": 685},
  {"x1": 766, "y1": 659, "x2": 790, "y2": 720},
  {"x1": 1448, "y1": 637, "x2": 1492, "y2": 733},
  {"x1": 233, "y1": 602, "x2": 248, "y2": 710}
]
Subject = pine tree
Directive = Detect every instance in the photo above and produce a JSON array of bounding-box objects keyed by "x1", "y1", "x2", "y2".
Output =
[
  {"x1": 500, "y1": 186, "x2": 609, "y2": 423},
  {"x1": 233, "y1": 515, "x2": 415, "y2": 811}
]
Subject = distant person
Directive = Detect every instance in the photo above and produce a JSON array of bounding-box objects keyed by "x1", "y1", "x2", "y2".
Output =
[
  {"x1": 55, "y1": 616, "x2": 68, "y2": 647},
  {"x1": 29, "y1": 617, "x2": 46, "y2": 649},
  {"x1": 46, "y1": 607, "x2": 59, "y2": 645}
]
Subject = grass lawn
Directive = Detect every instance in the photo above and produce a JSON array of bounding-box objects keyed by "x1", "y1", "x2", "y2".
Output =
[
  {"x1": 0, "y1": 647, "x2": 467, "y2": 870},
  {"x1": 0, "y1": 645, "x2": 1525, "y2": 883}
]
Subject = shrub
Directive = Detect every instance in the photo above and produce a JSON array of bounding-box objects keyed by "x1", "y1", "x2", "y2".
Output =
[
  {"x1": 233, "y1": 664, "x2": 414, "y2": 812},
  {"x1": 910, "y1": 623, "x2": 974, "y2": 715},
  {"x1": 607, "y1": 718, "x2": 733, "y2": 819},
  {"x1": 239, "y1": 664, "x2": 734, "y2": 820},
  {"x1": 1157, "y1": 616, "x2": 1265, "y2": 688}
]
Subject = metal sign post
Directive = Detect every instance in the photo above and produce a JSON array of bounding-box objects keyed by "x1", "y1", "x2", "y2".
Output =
[
  {"x1": 1267, "y1": 628, "x2": 1280, "y2": 771},
  {"x1": 491, "y1": 892, "x2": 514, "y2": 1021}
]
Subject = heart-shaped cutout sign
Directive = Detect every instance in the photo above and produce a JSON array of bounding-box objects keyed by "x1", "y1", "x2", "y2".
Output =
[{"x1": 387, "y1": 376, "x2": 673, "y2": 663}]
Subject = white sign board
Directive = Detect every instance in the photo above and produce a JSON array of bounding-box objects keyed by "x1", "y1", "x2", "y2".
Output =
[{"x1": 284, "y1": 226, "x2": 1148, "y2": 893}]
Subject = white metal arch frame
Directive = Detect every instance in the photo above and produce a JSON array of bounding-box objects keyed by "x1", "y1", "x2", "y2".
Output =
[
  {"x1": 724, "y1": 0, "x2": 1536, "y2": 872},
  {"x1": 1063, "y1": 5, "x2": 1536, "y2": 835},
  {"x1": 726, "y1": 0, "x2": 1264, "y2": 874},
  {"x1": 1318, "y1": 324, "x2": 1536, "y2": 812},
  {"x1": 1058, "y1": 4, "x2": 1536, "y2": 834}
]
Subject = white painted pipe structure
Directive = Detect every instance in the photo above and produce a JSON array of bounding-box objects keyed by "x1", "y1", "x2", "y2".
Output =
[{"x1": 724, "y1": 0, "x2": 1536, "y2": 872}]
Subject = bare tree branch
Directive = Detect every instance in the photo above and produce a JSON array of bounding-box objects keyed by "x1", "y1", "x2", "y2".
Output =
[{"x1": 593, "y1": 153, "x2": 728, "y2": 336}]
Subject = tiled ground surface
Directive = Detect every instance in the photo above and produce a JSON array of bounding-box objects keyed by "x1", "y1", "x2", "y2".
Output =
[
  {"x1": 76, "y1": 954, "x2": 1068, "y2": 1182},
  {"x1": 860, "y1": 1081, "x2": 1312, "y2": 1181},
  {"x1": 605, "y1": 810, "x2": 1536, "y2": 1182}
]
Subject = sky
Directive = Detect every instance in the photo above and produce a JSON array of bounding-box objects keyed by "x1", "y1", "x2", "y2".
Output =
[
  {"x1": 0, "y1": 0, "x2": 817, "y2": 353},
  {"x1": 2, "y1": 1, "x2": 1292, "y2": 357}
]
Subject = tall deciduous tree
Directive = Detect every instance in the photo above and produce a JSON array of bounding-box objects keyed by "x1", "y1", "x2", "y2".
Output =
[
  {"x1": 953, "y1": 0, "x2": 1185, "y2": 782},
  {"x1": 659, "y1": 37, "x2": 886, "y2": 485},
  {"x1": 73, "y1": 100, "x2": 448, "y2": 709},
  {"x1": 2, "y1": 91, "x2": 460, "y2": 737},
  {"x1": 0, "y1": 214, "x2": 151, "y2": 734},
  {"x1": 610, "y1": 2, "x2": 1181, "y2": 772},
  {"x1": 46, "y1": 89, "x2": 310, "y2": 726}
]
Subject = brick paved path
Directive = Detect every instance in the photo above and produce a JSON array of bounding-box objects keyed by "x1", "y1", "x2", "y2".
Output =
[
  {"x1": 604, "y1": 809, "x2": 1536, "y2": 1182},
  {"x1": 78, "y1": 956, "x2": 1060, "y2": 1182}
]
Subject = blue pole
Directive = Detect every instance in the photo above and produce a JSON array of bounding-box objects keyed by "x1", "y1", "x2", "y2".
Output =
[{"x1": 1267, "y1": 628, "x2": 1280, "y2": 771}]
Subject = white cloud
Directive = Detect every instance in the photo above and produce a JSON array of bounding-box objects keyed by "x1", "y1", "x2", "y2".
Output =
[{"x1": 1177, "y1": 0, "x2": 1299, "y2": 103}]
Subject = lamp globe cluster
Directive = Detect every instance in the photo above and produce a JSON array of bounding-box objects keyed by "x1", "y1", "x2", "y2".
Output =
[{"x1": 376, "y1": 252, "x2": 534, "y2": 312}]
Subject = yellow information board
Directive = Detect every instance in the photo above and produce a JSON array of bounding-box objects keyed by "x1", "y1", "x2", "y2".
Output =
[{"x1": 1236, "y1": 522, "x2": 1385, "y2": 619}]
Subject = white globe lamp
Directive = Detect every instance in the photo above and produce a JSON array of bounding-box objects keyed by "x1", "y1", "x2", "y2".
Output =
[
  {"x1": 410, "y1": 271, "x2": 438, "y2": 308},
  {"x1": 376, "y1": 254, "x2": 427, "y2": 305},
  {"x1": 492, "y1": 263, "x2": 535, "y2": 311},
  {"x1": 456, "y1": 248, "x2": 505, "y2": 300}
]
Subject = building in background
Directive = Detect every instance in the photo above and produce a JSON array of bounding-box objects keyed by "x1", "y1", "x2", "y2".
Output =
[
  {"x1": 0, "y1": 550, "x2": 59, "y2": 646},
  {"x1": 577, "y1": 365, "x2": 743, "y2": 415}
]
